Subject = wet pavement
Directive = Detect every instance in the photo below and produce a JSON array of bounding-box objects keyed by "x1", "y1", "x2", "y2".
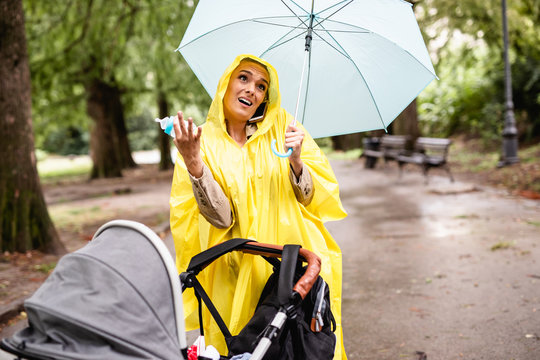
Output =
[
  {"x1": 1, "y1": 159, "x2": 539, "y2": 359},
  {"x1": 328, "y1": 160, "x2": 540, "y2": 359}
]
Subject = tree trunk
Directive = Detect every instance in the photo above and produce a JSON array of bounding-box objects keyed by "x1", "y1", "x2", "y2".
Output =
[
  {"x1": 391, "y1": 99, "x2": 420, "y2": 144},
  {"x1": 0, "y1": 0, "x2": 65, "y2": 254},
  {"x1": 86, "y1": 78, "x2": 123, "y2": 178},
  {"x1": 157, "y1": 91, "x2": 173, "y2": 170},
  {"x1": 109, "y1": 84, "x2": 137, "y2": 169},
  {"x1": 331, "y1": 134, "x2": 363, "y2": 151}
]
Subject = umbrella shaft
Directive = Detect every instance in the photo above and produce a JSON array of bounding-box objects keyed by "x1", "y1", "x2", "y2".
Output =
[
  {"x1": 305, "y1": 13, "x2": 314, "y2": 51},
  {"x1": 293, "y1": 8, "x2": 314, "y2": 127},
  {"x1": 292, "y1": 50, "x2": 310, "y2": 127}
]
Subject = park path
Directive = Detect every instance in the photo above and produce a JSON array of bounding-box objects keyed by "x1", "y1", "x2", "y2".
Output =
[
  {"x1": 328, "y1": 160, "x2": 539, "y2": 359},
  {"x1": 1, "y1": 159, "x2": 539, "y2": 359}
]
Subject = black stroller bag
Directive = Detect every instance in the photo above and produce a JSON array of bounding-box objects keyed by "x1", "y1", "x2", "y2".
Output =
[{"x1": 181, "y1": 239, "x2": 336, "y2": 360}]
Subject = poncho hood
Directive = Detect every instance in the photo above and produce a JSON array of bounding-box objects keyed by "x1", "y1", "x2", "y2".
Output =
[{"x1": 206, "y1": 54, "x2": 282, "y2": 142}]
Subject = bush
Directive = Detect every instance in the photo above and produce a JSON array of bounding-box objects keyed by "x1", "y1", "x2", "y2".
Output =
[{"x1": 41, "y1": 126, "x2": 89, "y2": 155}]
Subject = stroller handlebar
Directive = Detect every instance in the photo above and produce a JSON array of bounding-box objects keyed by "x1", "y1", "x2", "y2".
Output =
[
  {"x1": 185, "y1": 238, "x2": 322, "y2": 300},
  {"x1": 244, "y1": 242, "x2": 321, "y2": 300}
]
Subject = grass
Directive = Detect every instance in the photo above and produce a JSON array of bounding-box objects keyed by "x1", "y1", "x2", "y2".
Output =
[
  {"x1": 325, "y1": 148, "x2": 363, "y2": 160},
  {"x1": 50, "y1": 205, "x2": 112, "y2": 233},
  {"x1": 454, "y1": 214, "x2": 480, "y2": 219},
  {"x1": 490, "y1": 241, "x2": 515, "y2": 251},
  {"x1": 37, "y1": 155, "x2": 91, "y2": 183},
  {"x1": 449, "y1": 139, "x2": 540, "y2": 193},
  {"x1": 33, "y1": 263, "x2": 57, "y2": 274}
]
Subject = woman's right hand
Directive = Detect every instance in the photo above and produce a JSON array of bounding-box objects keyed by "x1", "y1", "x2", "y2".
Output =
[{"x1": 173, "y1": 111, "x2": 204, "y2": 178}]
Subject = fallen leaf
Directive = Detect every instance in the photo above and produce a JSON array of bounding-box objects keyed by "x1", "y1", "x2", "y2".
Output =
[{"x1": 518, "y1": 190, "x2": 540, "y2": 200}]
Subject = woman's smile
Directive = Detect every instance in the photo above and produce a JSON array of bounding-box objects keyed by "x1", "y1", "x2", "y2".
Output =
[{"x1": 238, "y1": 97, "x2": 252, "y2": 107}]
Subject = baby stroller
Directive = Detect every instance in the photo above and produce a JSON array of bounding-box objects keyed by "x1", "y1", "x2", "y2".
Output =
[
  {"x1": 181, "y1": 238, "x2": 336, "y2": 360},
  {"x1": 0, "y1": 220, "x2": 188, "y2": 360},
  {"x1": 1, "y1": 221, "x2": 335, "y2": 360}
]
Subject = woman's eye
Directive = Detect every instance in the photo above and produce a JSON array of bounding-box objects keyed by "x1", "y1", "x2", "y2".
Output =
[
  {"x1": 258, "y1": 84, "x2": 266, "y2": 91},
  {"x1": 239, "y1": 75, "x2": 247, "y2": 81}
]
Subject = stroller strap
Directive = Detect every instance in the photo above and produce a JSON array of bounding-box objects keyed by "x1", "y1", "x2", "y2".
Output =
[
  {"x1": 278, "y1": 245, "x2": 301, "y2": 306},
  {"x1": 182, "y1": 272, "x2": 233, "y2": 340},
  {"x1": 187, "y1": 238, "x2": 252, "y2": 275}
]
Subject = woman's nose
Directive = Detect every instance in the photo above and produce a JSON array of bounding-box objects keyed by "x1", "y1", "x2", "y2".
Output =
[{"x1": 245, "y1": 83, "x2": 255, "y2": 94}]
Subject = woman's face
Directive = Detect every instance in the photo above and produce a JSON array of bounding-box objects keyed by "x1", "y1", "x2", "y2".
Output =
[{"x1": 223, "y1": 60, "x2": 269, "y2": 124}]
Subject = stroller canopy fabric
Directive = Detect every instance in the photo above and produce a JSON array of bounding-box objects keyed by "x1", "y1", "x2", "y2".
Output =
[{"x1": 2, "y1": 220, "x2": 186, "y2": 360}]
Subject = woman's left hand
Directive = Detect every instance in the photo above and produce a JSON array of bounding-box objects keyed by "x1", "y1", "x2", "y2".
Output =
[{"x1": 285, "y1": 123, "x2": 304, "y2": 176}]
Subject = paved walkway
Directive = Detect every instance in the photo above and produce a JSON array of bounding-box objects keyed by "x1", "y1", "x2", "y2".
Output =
[{"x1": 328, "y1": 160, "x2": 539, "y2": 359}]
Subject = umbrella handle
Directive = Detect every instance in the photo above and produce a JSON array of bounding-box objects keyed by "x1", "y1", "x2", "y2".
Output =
[{"x1": 271, "y1": 139, "x2": 293, "y2": 158}]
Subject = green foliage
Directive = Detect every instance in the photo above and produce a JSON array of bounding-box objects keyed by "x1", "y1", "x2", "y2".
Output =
[
  {"x1": 126, "y1": 111, "x2": 159, "y2": 151},
  {"x1": 41, "y1": 126, "x2": 89, "y2": 155},
  {"x1": 22, "y1": 0, "x2": 539, "y2": 155},
  {"x1": 418, "y1": 43, "x2": 503, "y2": 146},
  {"x1": 511, "y1": 55, "x2": 540, "y2": 140},
  {"x1": 416, "y1": 0, "x2": 540, "y2": 143},
  {"x1": 23, "y1": 0, "x2": 211, "y2": 155}
]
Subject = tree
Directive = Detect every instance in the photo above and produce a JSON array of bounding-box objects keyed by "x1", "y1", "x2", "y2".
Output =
[
  {"x1": 24, "y1": 0, "x2": 210, "y2": 176},
  {"x1": 392, "y1": 100, "x2": 420, "y2": 142},
  {"x1": 0, "y1": 0, "x2": 65, "y2": 254},
  {"x1": 391, "y1": 0, "x2": 422, "y2": 140},
  {"x1": 416, "y1": 0, "x2": 540, "y2": 141},
  {"x1": 157, "y1": 90, "x2": 173, "y2": 170},
  {"x1": 24, "y1": 0, "x2": 140, "y2": 179},
  {"x1": 86, "y1": 76, "x2": 124, "y2": 178},
  {"x1": 123, "y1": 0, "x2": 210, "y2": 169}
]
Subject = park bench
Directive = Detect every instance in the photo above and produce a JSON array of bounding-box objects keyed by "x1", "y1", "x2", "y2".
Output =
[
  {"x1": 397, "y1": 137, "x2": 454, "y2": 183},
  {"x1": 362, "y1": 135, "x2": 410, "y2": 168}
]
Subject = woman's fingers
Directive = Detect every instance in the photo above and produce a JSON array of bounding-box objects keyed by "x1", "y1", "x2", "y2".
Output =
[
  {"x1": 179, "y1": 112, "x2": 189, "y2": 137},
  {"x1": 285, "y1": 126, "x2": 304, "y2": 151},
  {"x1": 186, "y1": 117, "x2": 200, "y2": 140},
  {"x1": 187, "y1": 117, "x2": 194, "y2": 137},
  {"x1": 173, "y1": 111, "x2": 183, "y2": 138},
  {"x1": 174, "y1": 111, "x2": 200, "y2": 140}
]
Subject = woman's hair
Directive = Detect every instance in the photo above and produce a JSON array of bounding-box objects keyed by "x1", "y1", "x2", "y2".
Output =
[
  {"x1": 240, "y1": 57, "x2": 270, "y2": 101},
  {"x1": 240, "y1": 57, "x2": 269, "y2": 74}
]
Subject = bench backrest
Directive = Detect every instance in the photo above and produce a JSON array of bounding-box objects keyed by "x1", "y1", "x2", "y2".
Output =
[
  {"x1": 380, "y1": 135, "x2": 409, "y2": 149},
  {"x1": 379, "y1": 135, "x2": 409, "y2": 158},
  {"x1": 414, "y1": 137, "x2": 452, "y2": 159},
  {"x1": 381, "y1": 135, "x2": 410, "y2": 148}
]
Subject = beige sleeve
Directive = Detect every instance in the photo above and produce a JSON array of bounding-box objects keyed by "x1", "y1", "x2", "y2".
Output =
[
  {"x1": 189, "y1": 163, "x2": 233, "y2": 229},
  {"x1": 288, "y1": 163, "x2": 315, "y2": 206}
]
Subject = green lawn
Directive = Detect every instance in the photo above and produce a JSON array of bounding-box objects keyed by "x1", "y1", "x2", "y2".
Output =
[{"x1": 37, "y1": 155, "x2": 92, "y2": 183}]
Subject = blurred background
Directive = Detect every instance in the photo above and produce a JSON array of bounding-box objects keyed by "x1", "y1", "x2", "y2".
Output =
[{"x1": 0, "y1": 0, "x2": 539, "y2": 254}]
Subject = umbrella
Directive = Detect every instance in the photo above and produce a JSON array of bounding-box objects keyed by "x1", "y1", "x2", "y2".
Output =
[{"x1": 176, "y1": 0, "x2": 436, "y2": 145}]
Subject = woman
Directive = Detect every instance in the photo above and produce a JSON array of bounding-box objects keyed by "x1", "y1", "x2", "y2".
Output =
[{"x1": 170, "y1": 54, "x2": 347, "y2": 358}]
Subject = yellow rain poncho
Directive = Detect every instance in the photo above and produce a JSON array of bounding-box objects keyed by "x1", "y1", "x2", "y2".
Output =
[{"x1": 170, "y1": 54, "x2": 348, "y2": 358}]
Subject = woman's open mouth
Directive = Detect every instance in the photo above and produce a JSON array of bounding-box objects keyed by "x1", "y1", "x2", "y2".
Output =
[{"x1": 238, "y1": 97, "x2": 252, "y2": 107}]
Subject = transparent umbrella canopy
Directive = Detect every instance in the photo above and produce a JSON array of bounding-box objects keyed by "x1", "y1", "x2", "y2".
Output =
[{"x1": 177, "y1": 0, "x2": 436, "y2": 140}]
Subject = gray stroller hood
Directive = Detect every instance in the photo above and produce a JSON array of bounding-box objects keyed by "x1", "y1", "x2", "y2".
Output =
[{"x1": 1, "y1": 220, "x2": 187, "y2": 360}]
